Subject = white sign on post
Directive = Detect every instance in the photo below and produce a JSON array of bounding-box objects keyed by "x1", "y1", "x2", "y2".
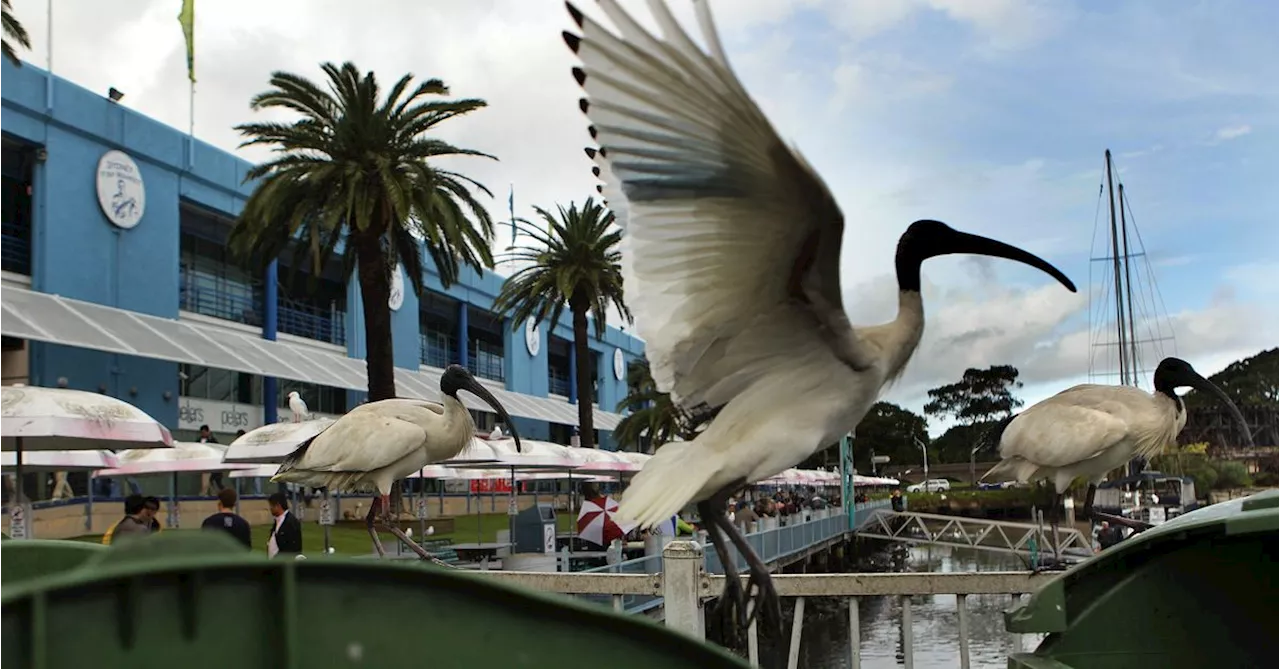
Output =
[
  {"x1": 167, "y1": 503, "x2": 179, "y2": 530},
  {"x1": 543, "y1": 523, "x2": 557, "y2": 553},
  {"x1": 507, "y1": 497, "x2": 519, "y2": 516},
  {"x1": 319, "y1": 498, "x2": 335, "y2": 526},
  {"x1": 415, "y1": 497, "x2": 429, "y2": 520},
  {"x1": 9, "y1": 504, "x2": 28, "y2": 540}
]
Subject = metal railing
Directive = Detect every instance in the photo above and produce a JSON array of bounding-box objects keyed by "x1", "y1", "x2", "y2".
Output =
[
  {"x1": 569, "y1": 502, "x2": 892, "y2": 615},
  {"x1": 548, "y1": 367, "x2": 571, "y2": 396},
  {"x1": 178, "y1": 268, "x2": 346, "y2": 346},
  {"x1": 278, "y1": 295, "x2": 346, "y2": 346},
  {"x1": 420, "y1": 330, "x2": 456, "y2": 368},
  {"x1": 1, "y1": 220, "x2": 30, "y2": 275},
  {"x1": 858, "y1": 508, "x2": 1093, "y2": 560},
  {"x1": 476, "y1": 541, "x2": 1054, "y2": 669}
]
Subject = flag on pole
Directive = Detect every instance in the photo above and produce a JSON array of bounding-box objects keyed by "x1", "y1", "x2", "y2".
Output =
[
  {"x1": 178, "y1": 0, "x2": 195, "y2": 83},
  {"x1": 508, "y1": 184, "x2": 516, "y2": 244}
]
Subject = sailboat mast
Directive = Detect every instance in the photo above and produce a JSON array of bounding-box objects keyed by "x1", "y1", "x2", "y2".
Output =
[
  {"x1": 1104, "y1": 149, "x2": 1130, "y2": 386},
  {"x1": 1119, "y1": 183, "x2": 1141, "y2": 385}
]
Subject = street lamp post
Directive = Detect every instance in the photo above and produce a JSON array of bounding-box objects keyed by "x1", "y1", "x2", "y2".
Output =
[{"x1": 914, "y1": 437, "x2": 929, "y2": 489}]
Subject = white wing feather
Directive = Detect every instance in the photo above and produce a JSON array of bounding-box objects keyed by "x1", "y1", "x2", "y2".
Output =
[
  {"x1": 572, "y1": 0, "x2": 868, "y2": 414},
  {"x1": 276, "y1": 407, "x2": 430, "y2": 475}
]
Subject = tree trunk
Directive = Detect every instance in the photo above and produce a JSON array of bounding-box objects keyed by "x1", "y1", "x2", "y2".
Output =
[
  {"x1": 571, "y1": 302, "x2": 596, "y2": 449},
  {"x1": 355, "y1": 233, "x2": 397, "y2": 402}
]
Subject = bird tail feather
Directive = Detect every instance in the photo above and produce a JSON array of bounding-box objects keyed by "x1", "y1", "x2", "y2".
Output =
[
  {"x1": 980, "y1": 457, "x2": 1039, "y2": 484},
  {"x1": 616, "y1": 439, "x2": 725, "y2": 529}
]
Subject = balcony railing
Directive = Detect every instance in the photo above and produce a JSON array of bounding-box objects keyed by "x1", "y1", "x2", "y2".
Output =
[
  {"x1": 548, "y1": 367, "x2": 571, "y2": 396},
  {"x1": 468, "y1": 344, "x2": 505, "y2": 382},
  {"x1": 420, "y1": 330, "x2": 457, "y2": 368},
  {"x1": 1, "y1": 220, "x2": 30, "y2": 276},
  {"x1": 179, "y1": 270, "x2": 262, "y2": 327},
  {"x1": 278, "y1": 295, "x2": 346, "y2": 346}
]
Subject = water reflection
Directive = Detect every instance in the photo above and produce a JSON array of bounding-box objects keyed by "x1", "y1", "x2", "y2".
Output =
[{"x1": 802, "y1": 544, "x2": 1047, "y2": 668}]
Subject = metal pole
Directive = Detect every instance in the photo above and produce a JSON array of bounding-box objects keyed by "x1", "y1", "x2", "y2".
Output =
[
  {"x1": 848, "y1": 596, "x2": 861, "y2": 669},
  {"x1": 661, "y1": 541, "x2": 705, "y2": 640}
]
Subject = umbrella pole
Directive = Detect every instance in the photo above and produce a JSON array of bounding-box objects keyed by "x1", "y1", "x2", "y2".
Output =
[
  {"x1": 417, "y1": 469, "x2": 425, "y2": 545},
  {"x1": 170, "y1": 472, "x2": 179, "y2": 529},
  {"x1": 508, "y1": 466, "x2": 516, "y2": 551},
  {"x1": 86, "y1": 473, "x2": 94, "y2": 533},
  {"x1": 13, "y1": 436, "x2": 26, "y2": 539}
]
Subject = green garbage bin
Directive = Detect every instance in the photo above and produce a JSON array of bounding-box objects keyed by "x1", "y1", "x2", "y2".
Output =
[
  {"x1": 2, "y1": 531, "x2": 750, "y2": 669},
  {"x1": 1, "y1": 539, "x2": 105, "y2": 585},
  {"x1": 1006, "y1": 488, "x2": 1278, "y2": 668}
]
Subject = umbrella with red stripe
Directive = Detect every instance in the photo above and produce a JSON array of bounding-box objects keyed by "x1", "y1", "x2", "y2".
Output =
[{"x1": 576, "y1": 495, "x2": 637, "y2": 547}]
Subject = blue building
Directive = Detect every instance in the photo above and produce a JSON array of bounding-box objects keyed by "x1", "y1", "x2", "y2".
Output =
[{"x1": 0, "y1": 61, "x2": 644, "y2": 450}]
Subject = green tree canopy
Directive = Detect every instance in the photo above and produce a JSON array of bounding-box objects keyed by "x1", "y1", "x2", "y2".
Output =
[
  {"x1": 229, "y1": 61, "x2": 496, "y2": 401},
  {"x1": 850, "y1": 402, "x2": 930, "y2": 472},
  {"x1": 493, "y1": 198, "x2": 631, "y2": 448},
  {"x1": 923, "y1": 365, "x2": 1025, "y2": 425},
  {"x1": 613, "y1": 357, "x2": 689, "y2": 452},
  {"x1": 1184, "y1": 348, "x2": 1278, "y2": 409},
  {"x1": 2, "y1": 0, "x2": 31, "y2": 66}
]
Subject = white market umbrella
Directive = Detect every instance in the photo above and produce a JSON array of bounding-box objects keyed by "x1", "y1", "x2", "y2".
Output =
[
  {"x1": 221, "y1": 418, "x2": 337, "y2": 464},
  {"x1": 0, "y1": 450, "x2": 117, "y2": 472}
]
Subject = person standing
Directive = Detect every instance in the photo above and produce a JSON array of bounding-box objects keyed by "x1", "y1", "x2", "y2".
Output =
[
  {"x1": 201, "y1": 488, "x2": 252, "y2": 549},
  {"x1": 103, "y1": 494, "x2": 153, "y2": 545},
  {"x1": 266, "y1": 492, "x2": 302, "y2": 558}
]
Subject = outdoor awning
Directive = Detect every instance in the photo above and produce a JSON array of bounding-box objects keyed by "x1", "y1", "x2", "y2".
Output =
[{"x1": 1, "y1": 285, "x2": 625, "y2": 430}]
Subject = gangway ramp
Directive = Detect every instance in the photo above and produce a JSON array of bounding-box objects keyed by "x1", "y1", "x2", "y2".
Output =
[{"x1": 856, "y1": 509, "x2": 1093, "y2": 561}]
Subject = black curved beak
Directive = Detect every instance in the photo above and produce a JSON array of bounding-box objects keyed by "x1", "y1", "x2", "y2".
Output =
[
  {"x1": 944, "y1": 231, "x2": 1078, "y2": 293},
  {"x1": 459, "y1": 377, "x2": 523, "y2": 453},
  {"x1": 1186, "y1": 371, "x2": 1253, "y2": 448}
]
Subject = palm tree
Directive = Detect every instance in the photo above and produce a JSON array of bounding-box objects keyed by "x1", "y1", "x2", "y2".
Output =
[
  {"x1": 493, "y1": 198, "x2": 630, "y2": 449},
  {"x1": 230, "y1": 62, "x2": 497, "y2": 402},
  {"x1": 2, "y1": 0, "x2": 31, "y2": 67},
  {"x1": 613, "y1": 358, "x2": 686, "y2": 452}
]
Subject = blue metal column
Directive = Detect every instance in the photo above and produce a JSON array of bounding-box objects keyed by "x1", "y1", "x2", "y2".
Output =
[
  {"x1": 456, "y1": 302, "x2": 470, "y2": 369},
  {"x1": 567, "y1": 348, "x2": 578, "y2": 404},
  {"x1": 263, "y1": 260, "x2": 279, "y2": 425}
]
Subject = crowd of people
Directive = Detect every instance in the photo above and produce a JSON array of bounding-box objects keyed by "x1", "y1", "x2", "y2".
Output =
[{"x1": 102, "y1": 487, "x2": 304, "y2": 559}]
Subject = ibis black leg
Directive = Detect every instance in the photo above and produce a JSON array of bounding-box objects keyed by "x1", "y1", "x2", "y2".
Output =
[
  {"x1": 698, "y1": 500, "x2": 749, "y2": 639},
  {"x1": 713, "y1": 510, "x2": 782, "y2": 636},
  {"x1": 366, "y1": 496, "x2": 387, "y2": 557}
]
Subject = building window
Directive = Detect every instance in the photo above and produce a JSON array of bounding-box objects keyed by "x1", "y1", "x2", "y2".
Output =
[
  {"x1": 277, "y1": 262, "x2": 348, "y2": 346},
  {"x1": 466, "y1": 307, "x2": 506, "y2": 382},
  {"x1": 1, "y1": 136, "x2": 36, "y2": 276},
  {"x1": 179, "y1": 363, "x2": 347, "y2": 415},
  {"x1": 548, "y1": 336, "x2": 572, "y2": 397},
  {"x1": 419, "y1": 291, "x2": 458, "y2": 368},
  {"x1": 179, "y1": 204, "x2": 262, "y2": 327}
]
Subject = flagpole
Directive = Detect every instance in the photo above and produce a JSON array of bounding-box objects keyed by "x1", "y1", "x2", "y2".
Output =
[
  {"x1": 45, "y1": 0, "x2": 53, "y2": 111},
  {"x1": 188, "y1": 77, "x2": 195, "y2": 169},
  {"x1": 507, "y1": 184, "x2": 516, "y2": 270}
]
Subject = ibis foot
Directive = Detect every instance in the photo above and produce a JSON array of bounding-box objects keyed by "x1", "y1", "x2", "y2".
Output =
[{"x1": 383, "y1": 525, "x2": 456, "y2": 568}]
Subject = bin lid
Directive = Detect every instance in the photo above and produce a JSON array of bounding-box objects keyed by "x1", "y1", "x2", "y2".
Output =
[
  {"x1": 2, "y1": 531, "x2": 751, "y2": 668},
  {"x1": 1, "y1": 539, "x2": 105, "y2": 584},
  {"x1": 1006, "y1": 488, "x2": 1278, "y2": 634}
]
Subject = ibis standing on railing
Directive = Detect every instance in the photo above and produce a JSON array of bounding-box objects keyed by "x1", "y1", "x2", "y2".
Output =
[
  {"x1": 272, "y1": 365, "x2": 522, "y2": 560},
  {"x1": 983, "y1": 357, "x2": 1252, "y2": 537},
  {"x1": 562, "y1": 0, "x2": 1078, "y2": 641}
]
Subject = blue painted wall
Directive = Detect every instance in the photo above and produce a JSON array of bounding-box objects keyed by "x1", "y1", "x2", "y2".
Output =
[{"x1": 2, "y1": 60, "x2": 645, "y2": 434}]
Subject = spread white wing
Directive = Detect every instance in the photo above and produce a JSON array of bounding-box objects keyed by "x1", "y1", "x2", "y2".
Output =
[{"x1": 569, "y1": 0, "x2": 873, "y2": 415}]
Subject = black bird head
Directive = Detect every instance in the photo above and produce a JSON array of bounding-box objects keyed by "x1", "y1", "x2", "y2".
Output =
[
  {"x1": 441, "y1": 365, "x2": 523, "y2": 452},
  {"x1": 1153, "y1": 357, "x2": 1253, "y2": 447},
  {"x1": 895, "y1": 219, "x2": 1077, "y2": 294}
]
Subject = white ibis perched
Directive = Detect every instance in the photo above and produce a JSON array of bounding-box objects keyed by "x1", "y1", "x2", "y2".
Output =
[
  {"x1": 272, "y1": 365, "x2": 521, "y2": 559},
  {"x1": 983, "y1": 357, "x2": 1252, "y2": 538},
  {"x1": 562, "y1": 0, "x2": 1078, "y2": 639},
  {"x1": 287, "y1": 391, "x2": 309, "y2": 423}
]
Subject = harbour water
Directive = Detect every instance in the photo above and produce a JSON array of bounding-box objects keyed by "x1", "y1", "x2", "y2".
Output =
[{"x1": 794, "y1": 544, "x2": 1045, "y2": 668}]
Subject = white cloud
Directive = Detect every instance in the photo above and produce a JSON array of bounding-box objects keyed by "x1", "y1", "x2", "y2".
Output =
[
  {"x1": 1214, "y1": 124, "x2": 1253, "y2": 141},
  {"x1": 8, "y1": 0, "x2": 1274, "y2": 415}
]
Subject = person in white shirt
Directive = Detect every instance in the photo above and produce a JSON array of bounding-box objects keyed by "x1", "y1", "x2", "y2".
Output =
[{"x1": 266, "y1": 492, "x2": 302, "y2": 558}]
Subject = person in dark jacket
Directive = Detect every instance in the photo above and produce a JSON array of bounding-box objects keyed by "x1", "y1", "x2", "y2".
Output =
[
  {"x1": 266, "y1": 492, "x2": 302, "y2": 558},
  {"x1": 201, "y1": 487, "x2": 252, "y2": 549}
]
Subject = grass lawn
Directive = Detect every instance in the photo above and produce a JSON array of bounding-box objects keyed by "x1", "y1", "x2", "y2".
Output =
[{"x1": 69, "y1": 512, "x2": 578, "y2": 557}]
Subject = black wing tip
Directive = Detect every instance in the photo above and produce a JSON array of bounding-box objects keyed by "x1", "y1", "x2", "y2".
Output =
[
  {"x1": 588, "y1": 125, "x2": 598, "y2": 139},
  {"x1": 592, "y1": 166, "x2": 601, "y2": 177},
  {"x1": 584, "y1": 147, "x2": 597, "y2": 159},
  {"x1": 572, "y1": 66, "x2": 587, "y2": 86},
  {"x1": 596, "y1": 184, "x2": 603, "y2": 194},
  {"x1": 562, "y1": 30, "x2": 581, "y2": 53},
  {"x1": 566, "y1": 2, "x2": 584, "y2": 27},
  {"x1": 579, "y1": 97, "x2": 589, "y2": 113}
]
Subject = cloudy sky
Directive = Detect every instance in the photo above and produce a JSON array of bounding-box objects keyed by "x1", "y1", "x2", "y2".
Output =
[{"x1": 10, "y1": 0, "x2": 1278, "y2": 433}]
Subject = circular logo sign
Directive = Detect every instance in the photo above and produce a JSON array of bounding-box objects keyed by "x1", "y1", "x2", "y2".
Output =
[
  {"x1": 613, "y1": 348, "x2": 626, "y2": 381},
  {"x1": 388, "y1": 263, "x2": 405, "y2": 311},
  {"x1": 96, "y1": 150, "x2": 146, "y2": 229},
  {"x1": 524, "y1": 318, "x2": 541, "y2": 356}
]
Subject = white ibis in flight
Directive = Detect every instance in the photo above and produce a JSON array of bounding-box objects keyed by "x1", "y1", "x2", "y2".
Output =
[
  {"x1": 287, "y1": 391, "x2": 309, "y2": 423},
  {"x1": 272, "y1": 365, "x2": 521, "y2": 560},
  {"x1": 562, "y1": 0, "x2": 1078, "y2": 640},
  {"x1": 983, "y1": 357, "x2": 1252, "y2": 540}
]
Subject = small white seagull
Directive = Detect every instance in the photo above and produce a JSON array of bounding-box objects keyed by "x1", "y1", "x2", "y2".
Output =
[{"x1": 288, "y1": 391, "x2": 309, "y2": 423}]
